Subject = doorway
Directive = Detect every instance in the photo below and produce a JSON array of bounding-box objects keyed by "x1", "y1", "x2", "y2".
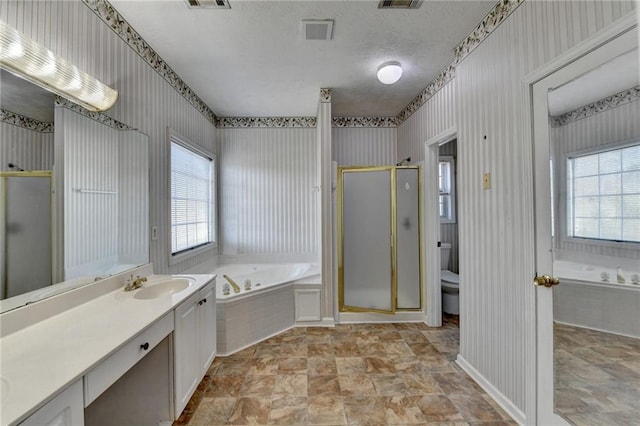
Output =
[{"x1": 530, "y1": 17, "x2": 638, "y2": 424}]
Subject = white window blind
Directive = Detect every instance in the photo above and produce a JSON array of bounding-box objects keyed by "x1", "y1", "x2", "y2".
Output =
[
  {"x1": 171, "y1": 140, "x2": 215, "y2": 255},
  {"x1": 567, "y1": 143, "x2": 640, "y2": 243},
  {"x1": 439, "y1": 157, "x2": 456, "y2": 223}
]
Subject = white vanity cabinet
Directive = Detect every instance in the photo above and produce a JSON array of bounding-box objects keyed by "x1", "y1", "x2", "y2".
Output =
[
  {"x1": 174, "y1": 279, "x2": 216, "y2": 417},
  {"x1": 19, "y1": 381, "x2": 84, "y2": 426}
]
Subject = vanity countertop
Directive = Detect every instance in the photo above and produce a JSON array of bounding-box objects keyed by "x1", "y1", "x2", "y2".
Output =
[{"x1": 0, "y1": 272, "x2": 215, "y2": 426}]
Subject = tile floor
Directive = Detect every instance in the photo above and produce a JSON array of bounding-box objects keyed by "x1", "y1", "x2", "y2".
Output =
[
  {"x1": 174, "y1": 315, "x2": 515, "y2": 425},
  {"x1": 554, "y1": 323, "x2": 640, "y2": 426}
]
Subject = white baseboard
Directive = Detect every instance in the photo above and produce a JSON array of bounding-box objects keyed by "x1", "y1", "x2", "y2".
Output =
[
  {"x1": 456, "y1": 355, "x2": 526, "y2": 425},
  {"x1": 296, "y1": 317, "x2": 335, "y2": 327}
]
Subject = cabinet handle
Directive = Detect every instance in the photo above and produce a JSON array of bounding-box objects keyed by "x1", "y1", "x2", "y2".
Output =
[
  {"x1": 198, "y1": 300, "x2": 203, "y2": 306},
  {"x1": 203, "y1": 298, "x2": 207, "y2": 304},
  {"x1": 140, "y1": 342, "x2": 149, "y2": 350}
]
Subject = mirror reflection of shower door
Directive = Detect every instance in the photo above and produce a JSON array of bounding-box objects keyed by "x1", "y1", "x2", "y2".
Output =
[
  {"x1": 339, "y1": 168, "x2": 394, "y2": 313},
  {"x1": 396, "y1": 168, "x2": 421, "y2": 310},
  {"x1": 1, "y1": 173, "x2": 52, "y2": 299}
]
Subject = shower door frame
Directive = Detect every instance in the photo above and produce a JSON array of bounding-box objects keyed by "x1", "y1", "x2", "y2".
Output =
[{"x1": 337, "y1": 165, "x2": 423, "y2": 314}]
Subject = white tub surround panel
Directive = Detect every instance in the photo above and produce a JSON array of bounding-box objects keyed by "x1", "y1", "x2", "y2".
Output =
[
  {"x1": 0, "y1": 0, "x2": 217, "y2": 274},
  {"x1": 0, "y1": 268, "x2": 215, "y2": 425},
  {"x1": 452, "y1": 1, "x2": 635, "y2": 423},
  {"x1": 551, "y1": 98, "x2": 640, "y2": 261},
  {"x1": 218, "y1": 127, "x2": 317, "y2": 262},
  {"x1": 332, "y1": 127, "x2": 397, "y2": 166},
  {"x1": 216, "y1": 284, "x2": 294, "y2": 356}
]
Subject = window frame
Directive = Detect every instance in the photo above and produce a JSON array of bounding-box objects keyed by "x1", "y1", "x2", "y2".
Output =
[
  {"x1": 563, "y1": 139, "x2": 640, "y2": 247},
  {"x1": 439, "y1": 156, "x2": 456, "y2": 224},
  {"x1": 167, "y1": 129, "x2": 217, "y2": 266}
]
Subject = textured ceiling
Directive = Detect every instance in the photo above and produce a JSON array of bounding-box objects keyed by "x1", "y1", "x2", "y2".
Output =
[{"x1": 108, "y1": 0, "x2": 496, "y2": 117}]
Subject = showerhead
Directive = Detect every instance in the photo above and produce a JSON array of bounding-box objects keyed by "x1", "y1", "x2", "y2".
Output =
[
  {"x1": 8, "y1": 163, "x2": 25, "y2": 171},
  {"x1": 396, "y1": 156, "x2": 411, "y2": 166}
]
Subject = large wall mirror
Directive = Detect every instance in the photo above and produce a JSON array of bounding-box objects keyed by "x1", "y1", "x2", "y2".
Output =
[
  {"x1": 544, "y1": 37, "x2": 640, "y2": 424},
  {"x1": 0, "y1": 69, "x2": 149, "y2": 313}
]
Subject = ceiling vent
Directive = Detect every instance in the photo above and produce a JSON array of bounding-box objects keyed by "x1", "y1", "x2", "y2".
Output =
[
  {"x1": 378, "y1": 0, "x2": 421, "y2": 9},
  {"x1": 301, "y1": 20, "x2": 334, "y2": 41},
  {"x1": 186, "y1": 0, "x2": 230, "y2": 9}
]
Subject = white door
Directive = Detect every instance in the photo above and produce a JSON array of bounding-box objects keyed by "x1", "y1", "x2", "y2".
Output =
[{"x1": 532, "y1": 22, "x2": 638, "y2": 424}]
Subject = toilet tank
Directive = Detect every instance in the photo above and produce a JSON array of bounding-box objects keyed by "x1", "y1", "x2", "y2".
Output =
[{"x1": 440, "y1": 242, "x2": 451, "y2": 270}]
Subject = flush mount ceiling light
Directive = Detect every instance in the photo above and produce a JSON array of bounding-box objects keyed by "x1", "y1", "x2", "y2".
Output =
[
  {"x1": 0, "y1": 20, "x2": 118, "y2": 112},
  {"x1": 377, "y1": 61, "x2": 403, "y2": 85}
]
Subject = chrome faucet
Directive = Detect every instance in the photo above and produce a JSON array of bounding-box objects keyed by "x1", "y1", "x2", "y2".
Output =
[
  {"x1": 223, "y1": 274, "x2": 241, "y2": 293},
  {"x1": 124, "y1": 274, "x2": 147, "y2": 292}
]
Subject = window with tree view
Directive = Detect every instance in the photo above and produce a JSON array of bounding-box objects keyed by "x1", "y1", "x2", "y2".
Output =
[{"x1": 567, "y1": 143, "x2": 640, "y2": 243}]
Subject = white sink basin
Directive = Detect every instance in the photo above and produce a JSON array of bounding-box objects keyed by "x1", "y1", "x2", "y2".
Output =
[{"x1": 134, "y1": 279, "x2": 191, "y2": 300}]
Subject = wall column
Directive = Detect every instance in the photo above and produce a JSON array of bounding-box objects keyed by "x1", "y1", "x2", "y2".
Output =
[{"x1": 317, "y1": 89, "x2": 334, "y2": 321}]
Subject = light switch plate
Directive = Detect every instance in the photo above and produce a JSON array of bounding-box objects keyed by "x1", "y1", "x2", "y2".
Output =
[{"x1": 483, "y1": 172, "x2": 491, "y2": 190}]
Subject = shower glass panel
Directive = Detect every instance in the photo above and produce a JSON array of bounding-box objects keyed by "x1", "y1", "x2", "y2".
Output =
[
  {"x1": 396, "y1": 168, "x2": 421, "y2": 309},
  {"x1": 1, "y1": 173, "x2": 52, "y2": 298},
  {"x1": 340, "y1": 168, "x2": 394, "y2": 313}
]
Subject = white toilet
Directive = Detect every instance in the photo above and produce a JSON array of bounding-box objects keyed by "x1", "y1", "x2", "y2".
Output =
[{"x1": 440, "y1": 242, "x2": 459, "y2": 314}]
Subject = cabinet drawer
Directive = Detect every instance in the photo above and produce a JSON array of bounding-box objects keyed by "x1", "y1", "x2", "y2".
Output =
[{"x1": 83, "y1": 313, "x2": 174, "y2": 406}]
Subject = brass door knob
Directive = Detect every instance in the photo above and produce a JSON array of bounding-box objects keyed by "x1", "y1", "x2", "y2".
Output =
[{"x1": 534, "y1": 275, "x2": 560, "y2": 287}]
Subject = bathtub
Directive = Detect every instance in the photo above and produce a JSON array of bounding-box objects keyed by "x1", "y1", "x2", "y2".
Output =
[
  {"x1": 553, "y1": 260, "x2": 640, "y2": 338},
  {"x1": 209, "y1": 263, "x2": 320, "y2": 355}
]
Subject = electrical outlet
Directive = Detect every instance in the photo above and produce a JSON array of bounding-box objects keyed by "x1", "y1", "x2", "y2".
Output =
[
  {"x1": 151, "y1": 226, "x2": 158, "y2": 240},
  {"x1": 483, "y1": 172, "x2": 491, "y2": 190}
]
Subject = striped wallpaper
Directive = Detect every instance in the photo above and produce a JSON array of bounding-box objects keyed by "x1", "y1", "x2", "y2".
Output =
[
  {"x1": 218, "y1": 127, "x2": 318, "y2": 262},
  {"x1": 332, "y1": 127, "x2": 397, "y2": 166},
  {"x1": 0, "y1": 123, "x2": 53, "y2": 172}
]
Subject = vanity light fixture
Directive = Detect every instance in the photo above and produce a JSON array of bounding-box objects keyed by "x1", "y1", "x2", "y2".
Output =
[
  {"x1": 0, "y1": 20, "x2": 118, "y2": 112},
  {"x1": 377, "y1": 61, "x2": 403, "y2": 85}
]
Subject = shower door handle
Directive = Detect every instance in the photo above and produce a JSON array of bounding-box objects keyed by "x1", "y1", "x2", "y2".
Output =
[{"x1": 533, "y1": 275, "x2": 560, "y2": 288}]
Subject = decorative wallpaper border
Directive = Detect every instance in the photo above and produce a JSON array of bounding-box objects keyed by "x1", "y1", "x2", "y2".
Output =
[
  {"x1": 216, "y1": 117, "x2": 317, "y2": 128},
  {"x1": 396, "y1": 0, "x2": 524, "y2": 124},
  {"x1": 332, "y1": 116, "x2": 398, "y2": 128},
  {"x1": 550, "y1": 86, "x2": 640, "y2": 128},
  {"x1": 320, "y1": 88, "x2": 332, "y2": 103},
  {"x1": 0, "y1": 109, "x2": 54, "y2": 133},
  {"x1": 83, "y1": 0, "x2": 217, "y2": 125},
  {"x1": 56, "y1": 97, "x2": 136, "y2": 131}
]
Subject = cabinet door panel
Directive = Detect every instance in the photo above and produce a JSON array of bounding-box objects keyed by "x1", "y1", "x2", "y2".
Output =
[
  {"x1": 199, "y1": 281, "x2": 216, "y2": 373},
  {"x1": 174, "y1": 292, "x2": 200, "y2": 417}
]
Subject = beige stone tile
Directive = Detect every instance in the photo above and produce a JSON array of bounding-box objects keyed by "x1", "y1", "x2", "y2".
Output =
[
  {"x1": 308, "y1": 375, "x2": 341, "y2": 396},
  {"x1": 336, "y1": 357, "x2": 366, "y2": 375},
  {"x1": 449, "y1": 393, "x2": 504, "y2": 422},
  {"x1": 278, "y1": 357, "x2": 307, "y2": 374},
  {"x1": 413, "y1": 394, "x2": 464, "y2": 422},
  {"x1": 227, "y1": 397, "x2": 271, "y2": 425},
  {"x1": 370, "y1": 374, "x2": 410, "y2": 396},
  {"x1": 240, "y1": 375, "x2": 276, "y2": 397},
  {"x1": 332, "y1": 341, "x2": 361, "y2": 357},
  {"x1": 343, "y1": 395, "x2": 387, "y2": 425},
  {"x1": 215, "y1": 359, "x2": 254, "y2": 376},
  {"x1": 308, "y1": 342, "x2": 335, "y2": 357},
  {"x1": 357, "y1": 342, "x2": 387, "y2": 357},
  {"x1": 267, "y1": 396, "x2": 307, "y2": 425},
  {"x1": 384, "y1": 341, "x2": 415, "y2": 357},
  {"x1": 307, "y1": 396, "x2": 346, "y2": 425},
  {"x1": 338, "y1": 374, "x2": 376, "y2": 396},
  {"x1": 383, "y1": 395, "x2": 427, "y2": 424},
  {"x1": 203, "y1": 375, "x2": 244, "y2": 397},
  {"x1": 279, "y1": 342, "x2": 308, "y2": 357},
  {"x1": 402, "y1": 373, "x2": 443, "y2": 395},
  {"x1": 248, "y1": 357, "x2": 281, "y2": 375},
  {"x1": 308, "y1": 357, "x2": 338, "y2": 375},
  {"x1": 274, "y1": 374, "x2": 307, "y2": 396},
  {"x1": 364, "y1": 357, "x2": 397, "y2": 374},
  {"x1": 188, "y1": 397, "x2": 236, "y2": 425}
]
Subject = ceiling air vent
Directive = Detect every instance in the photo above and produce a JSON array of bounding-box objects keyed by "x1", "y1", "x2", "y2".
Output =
[
  {"x1": 378, "y1": 0, "x2": 421, "y2": 9},
  {"x1": 301, "y1": 20, "x2": 334, "y2": 41},
  {"x1": 186, "y1": 0, "x2": 230, "y2": 9}
]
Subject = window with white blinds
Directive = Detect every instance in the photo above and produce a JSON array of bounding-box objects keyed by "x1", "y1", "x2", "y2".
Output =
[
  {"x1": 170, "y1": 138, "x2": 216, "y2": 256},
  {"x1": 567, "y1": 143, "x2": 640, "y2": 243},
  {"x1": 439, "y1": 156, "x2": 456, "y2": 223}
]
